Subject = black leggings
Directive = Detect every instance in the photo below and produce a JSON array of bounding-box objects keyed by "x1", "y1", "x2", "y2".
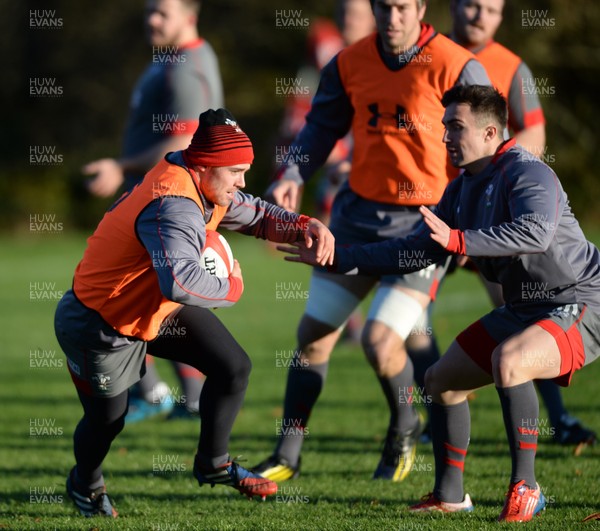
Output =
[{"x1": 73, "y1": 306, "x2": 251, "y2": 486}]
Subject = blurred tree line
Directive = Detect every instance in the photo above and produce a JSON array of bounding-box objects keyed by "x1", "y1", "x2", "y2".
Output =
[{"x1": 2, "y1": 0, "x2": 599, "y2": 232}]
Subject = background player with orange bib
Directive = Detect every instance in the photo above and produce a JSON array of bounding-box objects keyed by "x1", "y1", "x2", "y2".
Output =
[{"x1": 254, "y1": 0, "x2": 491, "y2": 483}]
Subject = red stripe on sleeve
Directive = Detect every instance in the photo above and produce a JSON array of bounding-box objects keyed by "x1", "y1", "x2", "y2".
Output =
[{"x1": 523, "y1": 108, "x2": 545, "y2": 128}]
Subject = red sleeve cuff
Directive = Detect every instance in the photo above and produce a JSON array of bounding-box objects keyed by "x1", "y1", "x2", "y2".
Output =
[
  {"x1": 226, "y1": 276, "x2": 244, "y2": 303},
  {"x1": 446, "y1": 229, "x2": 466, "y2": 255}
]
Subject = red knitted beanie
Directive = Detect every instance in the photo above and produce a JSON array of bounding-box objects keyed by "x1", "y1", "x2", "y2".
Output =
[{"x1": 184, "y1": 108, "x2": 254, "y2": 167}]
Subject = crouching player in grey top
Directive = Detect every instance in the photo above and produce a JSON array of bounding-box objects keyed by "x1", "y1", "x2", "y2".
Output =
[{"x1": 278, "y1": 85, "x2": 600, "y2": 523}]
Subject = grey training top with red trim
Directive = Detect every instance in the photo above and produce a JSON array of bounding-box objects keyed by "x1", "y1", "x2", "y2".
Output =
[
  {"x1": 334, "y1": 140, "x2": 600, "y2": 313},
  {"x1": 122, "y1": 39, "x2": 224, "y2": 184},
  {"x1": 57, "y1": 151, "x2": 311, "y2": 346}
]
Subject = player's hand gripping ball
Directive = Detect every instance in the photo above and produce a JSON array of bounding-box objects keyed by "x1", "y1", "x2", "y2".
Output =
[{"x1": 200, "y1": 230, "x2": 234, "y2": 277}]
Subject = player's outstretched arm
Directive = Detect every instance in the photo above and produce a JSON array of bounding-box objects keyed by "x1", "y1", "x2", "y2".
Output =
[{"x1": 278, "y1": 204, "x2": 459, "y2": 273}]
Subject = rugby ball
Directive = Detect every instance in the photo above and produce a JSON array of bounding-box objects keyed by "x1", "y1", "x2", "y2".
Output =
[{"x1": 200, "y1": 230, "x2": 234, "y2": 277}]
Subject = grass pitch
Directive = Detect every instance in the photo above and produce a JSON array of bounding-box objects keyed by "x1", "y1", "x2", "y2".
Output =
[{"x1": 0, "y1": 231, "x2": 599, "y2": 530}]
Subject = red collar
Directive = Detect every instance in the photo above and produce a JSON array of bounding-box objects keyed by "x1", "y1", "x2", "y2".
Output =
[
  {"x1": 179, "y1": 38, "x2": 204, "y2": 50},
  {"x1": 416, "y1": 23, "x2": 435, "y2": 48},
  {"x1": 491, "y1": 138, "x2": 517, "y2": 164}
]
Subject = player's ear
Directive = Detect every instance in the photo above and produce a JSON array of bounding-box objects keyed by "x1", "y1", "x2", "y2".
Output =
[
  {"x1": 417, "y1": 0, "x2": 427, "y2": 21},
  {"x1": 181, "y1": 0, "x2": 198, "y2": 27},
  {"x1": 484, "y1": 125, "x2": 497, "y2": 142}
]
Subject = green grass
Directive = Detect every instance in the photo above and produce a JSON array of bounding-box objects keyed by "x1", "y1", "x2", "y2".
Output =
[{"x1": 1, "y1": 230, "x2": 599, "y2": 530}]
